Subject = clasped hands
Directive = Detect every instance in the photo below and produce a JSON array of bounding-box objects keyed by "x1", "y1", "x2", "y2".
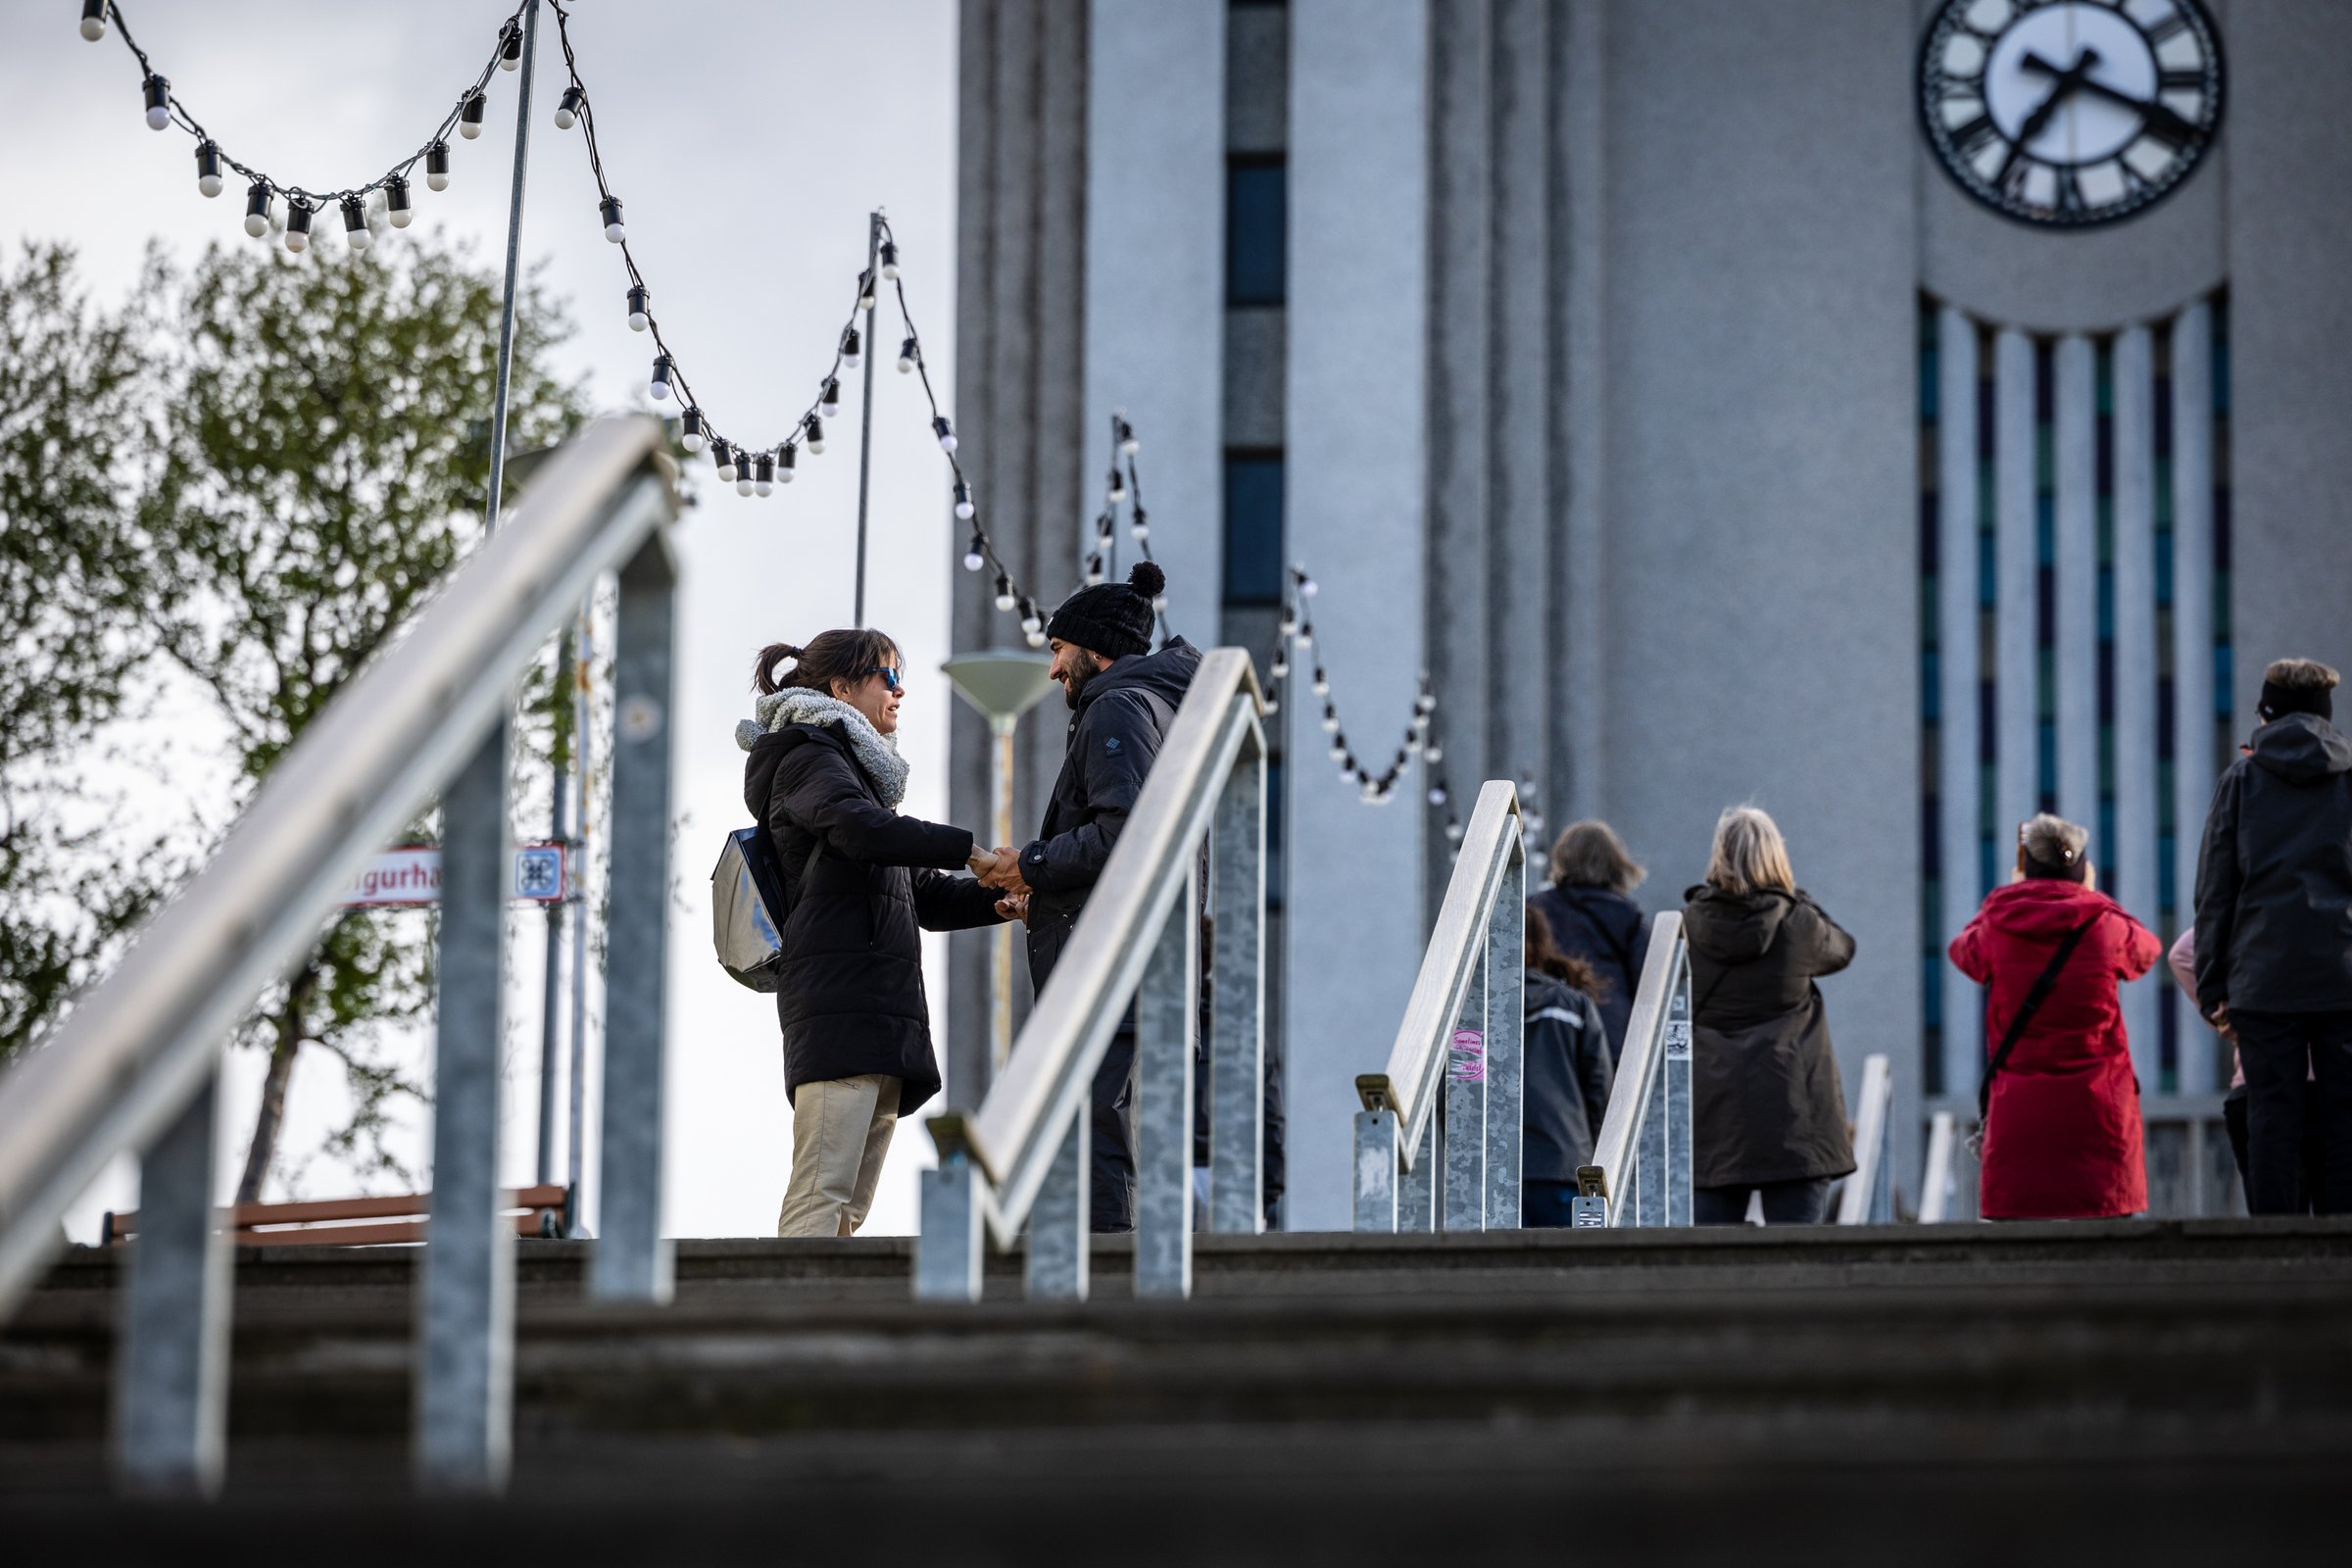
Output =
[{"x1": 965, "y1": 845, "x2": 1031, "y2": 920}]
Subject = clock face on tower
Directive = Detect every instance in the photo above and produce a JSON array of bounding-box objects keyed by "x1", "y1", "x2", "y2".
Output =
[{"x1": 1920, "y1": 0, "x2": 2224, "y2": 228}]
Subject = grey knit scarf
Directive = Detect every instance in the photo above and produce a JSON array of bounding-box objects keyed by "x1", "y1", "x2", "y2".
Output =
[{"x1": 735, "y1": 689, "x2": 910, "y2": 808}]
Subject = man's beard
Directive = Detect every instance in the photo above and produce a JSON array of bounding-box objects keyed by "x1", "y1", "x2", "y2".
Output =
[{"x1": 1061, "y1": 651, "x2": 1104, "y2": 709}]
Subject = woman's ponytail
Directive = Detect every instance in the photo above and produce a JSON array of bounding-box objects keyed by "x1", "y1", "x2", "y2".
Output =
[{"x1": 754, "y1": 642, "x2": 804, "y2": 695}]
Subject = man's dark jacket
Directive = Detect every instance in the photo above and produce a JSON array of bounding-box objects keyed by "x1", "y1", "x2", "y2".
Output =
[
  {"x1": 2194, "y1": 712, "x2": 2352, "y2": 1016},
  {"x1": 1683, "y1": 884, "x2": 1859, "y2": 1190},
  {"x1": 745, "y1": 723, "x2": 1001, "y2": 1114},
  {"x1": 1020, "y1": 637, "x2": 1202, "y2": 988}
]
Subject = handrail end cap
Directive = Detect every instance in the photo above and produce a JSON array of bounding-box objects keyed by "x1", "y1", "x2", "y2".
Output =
[
  {"x1": 923, "y1": 1110, "x2": 1001, "y2": 1186},
  {"x1": 1355, "y1": 1075, "x2": 1394, "y2": 1113}
]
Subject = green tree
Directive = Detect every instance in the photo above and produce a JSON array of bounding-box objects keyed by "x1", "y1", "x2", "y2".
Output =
[
  {"x1": 145, "y1": 233, "x2": 587, "y2": 1200},
  {"x1": 0, "y1": 242, "x2": 175, "y2": 1065}
]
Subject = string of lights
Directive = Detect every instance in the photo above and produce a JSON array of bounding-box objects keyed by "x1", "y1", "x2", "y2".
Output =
[
  {"x1": 1084, "y1": 413, "x2": 1172, "y2": 643},
  {"x1": 78, "y1": 0, "x2": 529, "y2": 249},
  {"x1": 76, "y1": 0, "x2": 1051, "y2": 640},
  {"x1": 1263, "y1": 565, "x2": 1455, "y2": 821}
]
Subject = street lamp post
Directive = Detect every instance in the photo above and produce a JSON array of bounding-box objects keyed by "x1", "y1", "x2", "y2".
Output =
[{"x1": 941, "y1": 651, "x2": 1056, "y2": 1080}]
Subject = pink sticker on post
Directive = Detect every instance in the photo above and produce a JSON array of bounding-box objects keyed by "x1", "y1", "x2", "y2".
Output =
[{"x1": 1448, "y1": 1029, "x2": 1486, "y2": 1083}]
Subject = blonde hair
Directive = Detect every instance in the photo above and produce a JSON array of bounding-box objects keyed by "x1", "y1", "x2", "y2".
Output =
[
  {"x1": 1548, "y1": 819, "x2": 1645, "y2": 894},
  {"x1": 2265, "y1": 657, "x2": 2340, "y2": 692},
  {"x1": 1704, "y1": 806, "x2": 1795, "y2": 898}
]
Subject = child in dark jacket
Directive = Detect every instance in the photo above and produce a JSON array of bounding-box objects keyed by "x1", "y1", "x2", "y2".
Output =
[{"x1": 1522, "y1": 903, "x2": 1617, "y2": 1228}]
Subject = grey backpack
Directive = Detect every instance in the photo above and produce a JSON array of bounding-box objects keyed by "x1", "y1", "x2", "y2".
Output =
[{"x1": 710, "y1": 827, "x2": 817, "y2": 993}]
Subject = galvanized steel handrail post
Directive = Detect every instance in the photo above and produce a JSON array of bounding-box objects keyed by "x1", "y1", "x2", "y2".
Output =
[
  {"x1": 914, "y1": 648, "x2": 1265, "y2": 1302},
  {"x1": 0, "y1": 416, "x2": 680, "y2": 1498},
  {"x1": 1352, "y1": 781, "x2": 1525, "y2": 1234},
  {"x1": 1919, "y1": 1108, "x2": 1957, "y2": 1223},
  {"x1": 1573, "y1": 914, "x2": 1691, "y2": 1227},
  {"x1": 1837, "y1": 1053, "x2": 1896, "y2": 1225}
]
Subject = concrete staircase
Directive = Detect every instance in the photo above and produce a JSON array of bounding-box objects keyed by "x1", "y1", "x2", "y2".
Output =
[{"x1": 6, "y1": 1221, "x2": 2351, "y2": 1559}]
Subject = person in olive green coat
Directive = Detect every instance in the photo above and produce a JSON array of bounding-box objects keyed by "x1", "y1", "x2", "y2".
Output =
[{"x1": 1684, "y1": 806, "x2": 1857, "y2": 1225}]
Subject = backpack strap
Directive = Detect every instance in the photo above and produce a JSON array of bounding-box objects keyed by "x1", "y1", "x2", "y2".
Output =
[{"x1": 1976, "y1": 910, "x2": 2104, "y2": 1121}]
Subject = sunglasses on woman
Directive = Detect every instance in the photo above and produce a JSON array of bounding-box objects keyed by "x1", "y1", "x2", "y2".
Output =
[{"x1": 860, "y1": 666, "x2": 904, "y2": 692}]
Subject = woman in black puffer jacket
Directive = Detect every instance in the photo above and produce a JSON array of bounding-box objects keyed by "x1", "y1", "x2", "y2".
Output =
[
  {"x1": 1684, "y1": 806, "x2": 1857, "y2": 1227},
  {"x1": 738, "y1": 629, "x2": 1008, "y2": 1238}
]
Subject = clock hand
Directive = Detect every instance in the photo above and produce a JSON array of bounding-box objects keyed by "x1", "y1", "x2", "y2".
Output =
[
  {"x1": 2004, "y1": 48, "x2": 2101, "y2": 184},
  {"x1": 2066, "y1": 74, "x2": 2203, "y2": 145}
]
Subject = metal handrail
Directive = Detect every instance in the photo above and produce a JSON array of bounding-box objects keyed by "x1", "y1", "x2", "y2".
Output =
[
  {"x1": 0, "y1": 415, "x2": 675, "y2": 1320},
  {"x1": 1836, "y1": 1053, "x2": 1895, "y2": 1224},
  {"x1": 917, "y1": 646, "x2": 1265, "y2": 1300},
  {"x1": 1357, "y1": 782, "x2": 1521, "y2": 1160},
  {"x1": 1919, "y1": 1108, "x2": 1957, "y2": 1223},
  {"x1": 1350, "y1": 780, "x2": 1525, "y2": 1232},
  {"x1": 1576, "y1": 913, "x2": 1691, "y2": 1225}
]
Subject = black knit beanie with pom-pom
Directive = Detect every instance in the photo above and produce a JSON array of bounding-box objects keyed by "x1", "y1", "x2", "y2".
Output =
[{"x1": 1046, "y1": 561, "x2": 1163, "y2": 660}]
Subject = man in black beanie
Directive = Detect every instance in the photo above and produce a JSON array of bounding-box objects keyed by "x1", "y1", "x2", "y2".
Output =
[
  {"x1": 2194, "y1": 657, "x2": 2352, "y2": 1212},
  {"x1": 978, "y1": 562, "x2": 1200, "y2": 1231}
]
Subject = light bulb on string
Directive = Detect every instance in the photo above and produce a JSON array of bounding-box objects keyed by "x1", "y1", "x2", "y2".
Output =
[
  {"x1": 1321, "y1": 707, "x2": 1339, "y2": 734},
  {"x1": 386, "y1": 174, "x2": 413, "y2": 227},
  {"x1": 600, "y1": 197, "x2": 626, "y2": 244},
  {"x1": 754, "y1": 453, "x2": 775, "y2": 497},
  {"x1": 1445, "y1": 816, "x2": 1465, "y2": 843},
  {"x1": 341, "y1": 196, "x2": 369, "y2": 251},
  {"x1": 819, "y1": 377, "x2": 841, "y2": 419},
  {"x1": 857, "y1": 271, "x2": 876, "y2": 314},
  {"x1": 1270, "y1": 656, "x2": 1288, "y2": 680},
  {"x1": 993, "y1": 575, "x2": 1016, "y2": 613},
  {"x1": 679, "y1": 408, "x2": 706, "y2": 454},
  {"x1": 712, "y1": 440, "x2": 736, "y2": 484},
  {"x1": 499, "y1": 21, "x2": 522, "y2": 70},
  {"x1": 80, "y1": 1, "x2": 109, "y2": 42},
  {"x1": 1083, "y1": 556, "x2": 1103, "y2": 587},
  {"x1": 804, "y1": 415, "x2": 825, "y2": 455},
  {"x1": 1330, "y1": 741, "x2": 1348, "y2": 762},
  {"x1": 1279, "y1": 612, "x2": 1298, "y2": 640},
  {"x1": 1106, "y1": 466, "x2": 1127, "y2": 505},
  {"x1": 1117, "y1": 418, "x2": 1139, "y2": 457},
  {"x1": 1262, "y1": 697, "x2": 1280, "y2": 716},
  {"x1": 1423, "y1": 744, "x2": 1443, "y2": 764},
  {"x1": 1428, "y1": 785, "x2": 1447, "y2": 808},
  {"x1": 460, "y1": 90, "x2": 487, "y2": 139},
  {"x1": 194, "y1": 140, "x2": 222, "y2": 198},
  {"x1": 554, "y1": 86, "x2": 584, "y2": 130},
  {"x1": 282, "y1": 198, "x2": 313, "y2": 253},
  {"x1": 932, "y1": 416, "x2": 956, "y2": 453},
  {"x1": 243, "y1": 181, "x2": 272, "y2": 237},
  {"x1": 778, "y1": 443, "x2": 798, "y2": 483},
  {"x1": 1311, "y1": 669, "x2": 1330, "y2": 697},
  {"x1": 897, "y1": 337, "x2": 918, "y2": 374},
  {"x1": 962, "y1": 533, "x2": 986, "y2": 573},
  {"x1": 625, "y1": 284, "x2": 649, "y2": 331},
  {"x1": 953, "y1": 480, "x2": 974, "y2": 520},
  {"x1": 425, "y1": 141, "x2": 450, "y2": 191},
  {"x1": 141, "y1": 74, "x2": 170, "y2": 130},
  {"x1": 841, "y1": 328, "x2": 861, "y2": 370},
  {"x1": 648, "y1": 354, "x2": 672, "y2": 401},
  {"x1": 1299, "y1": 574, "x2": 1318, "y2": 598},
  {"x1": 735, "y1": 458, "x2": 757, "y2": 498},
  {"x1": 1296, "y1": 622, "x2": 1313, "y2": 650},
  {"x1": 878, "y1": 240, "x2": 900, "y2": 281}
]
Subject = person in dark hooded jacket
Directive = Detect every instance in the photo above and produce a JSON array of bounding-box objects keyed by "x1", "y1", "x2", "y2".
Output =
[
  {"x1": 2194, "y1": 657, "x2": 2352, "y2": 1214},
  {"x1": 976, "y1": 562, "x2": 1202, "y2": 1231},
  {"x1": 739, "y1": 629, "x2": 1005, "y2": 1238},
  {"x1": 1530, "y1": 820, "x2": 1652, "y2": 1061},
  {"x1": 1685, "y1": 806, "x2": 1857, "y2": 1225},
  {"x1": 1521, "y1": 903, "x2": 1616, "y2": 1227}
]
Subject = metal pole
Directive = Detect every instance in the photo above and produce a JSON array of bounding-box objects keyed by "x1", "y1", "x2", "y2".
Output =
[
  {"x1": 1135, "y1": 867, "x2": 1200, "y2": 1298},
  {"x1": 535, "y1": 626, "x2": 572, "y2": 1186},
  {"x1": 565, "y1": 599, "x2": 594, "y2": 1236},
  {"x1": 591, "y1": 534, "x2": 677, "y2": 1304},
  {"x1": 114, "y1": 1065, "x2": 230, "y2": 1496},
  {"x1": 482, "y1": 0, "x2": 538, "y2": 536},
  {"x1": 852, "y1": 209, "x2": 882, "y2": 626},
  {"x1": 990, "y1": 716, "x2": 1015, "y2": 1073}
]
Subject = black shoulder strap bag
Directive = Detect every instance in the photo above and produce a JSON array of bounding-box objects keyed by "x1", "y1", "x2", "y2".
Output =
[{"x1": 1975, "y1": 911, "x2": 2104, "y2": 1128}]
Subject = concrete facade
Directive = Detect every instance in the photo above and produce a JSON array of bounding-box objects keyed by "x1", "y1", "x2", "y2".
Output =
[{"x1": 951, "y1": 0, "x2": 2352, "y2": 1225}]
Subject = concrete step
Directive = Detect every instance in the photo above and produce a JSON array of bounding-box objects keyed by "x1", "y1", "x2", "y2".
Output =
[{"x1": 8, "y1": 1219, "x2": 2349, "y2": 1541}]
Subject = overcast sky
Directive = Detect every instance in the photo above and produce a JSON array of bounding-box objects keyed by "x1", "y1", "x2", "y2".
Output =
[{"x1": 4, "y1": 1, "x2": 966, "y2": 1240}]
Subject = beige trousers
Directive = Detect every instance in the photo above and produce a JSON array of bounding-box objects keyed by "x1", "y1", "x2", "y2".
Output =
[{"x1": 776, "y1": 1072, "x2": 902, "y2": 1238}]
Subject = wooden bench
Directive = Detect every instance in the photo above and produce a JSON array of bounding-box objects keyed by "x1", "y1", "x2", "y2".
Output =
[{"x1": 102, "y1": 1184, "x2": 569, "y2": 1248}]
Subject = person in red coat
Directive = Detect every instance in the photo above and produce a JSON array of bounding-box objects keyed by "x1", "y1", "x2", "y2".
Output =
[{"x1": 1950, "y1": 813, "x2": 2163, "y2": 1220}]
